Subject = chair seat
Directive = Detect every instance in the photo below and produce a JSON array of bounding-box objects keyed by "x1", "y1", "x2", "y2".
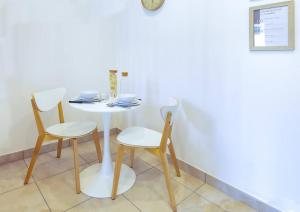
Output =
[
  {"x1": 117, "y1": 127, "x2": 168, "y2": 148},
  {"x1": 46, "y1": 122, "x2": 97, "y2": 138}
]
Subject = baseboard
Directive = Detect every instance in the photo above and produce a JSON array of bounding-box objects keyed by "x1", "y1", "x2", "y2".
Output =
[
  {"x1": 204, "y1": 174, "x2": 280, "y2": 212},
  {"x1": 0, "y1": 127, "x2": 280, "y2": 212},
  {"x1": 0, "y1": 128, "x2": 119, "y2": 166},
  {"x1": 166, "y1": 153, "x2": 280, "y2": 212}
]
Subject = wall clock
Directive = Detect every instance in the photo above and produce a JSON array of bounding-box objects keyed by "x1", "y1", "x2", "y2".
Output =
[{"x1": 141, "y1": 0, "x2": 165, "y2": 11}]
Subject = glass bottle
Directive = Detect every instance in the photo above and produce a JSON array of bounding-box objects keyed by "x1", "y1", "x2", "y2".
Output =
[
  {"x1": 109, "y1": 69, "x2": 118, "y2": 98},
  {"x1": 120, "y1": 71, "x2": 129, "y2": 94}
]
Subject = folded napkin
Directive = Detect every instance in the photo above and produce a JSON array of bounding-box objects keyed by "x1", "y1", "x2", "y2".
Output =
[
  {"x1": 107, "y1": 99, "x2": 141, "y2": 108},
  {"x1": 69, "y1": 96, "x2": 101, "y2": 104}
]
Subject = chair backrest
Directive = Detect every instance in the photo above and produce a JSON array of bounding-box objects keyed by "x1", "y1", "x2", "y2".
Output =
[
  {"x1": 31, "y1": 88, "x2": 66, "y2": 136},
  {"x1": 160, "y1": 97, "x2": 179, "y2": 153},
  {"x1": 160, "y1": 97, "x2": 179, "y2": 126},
  {"x1": 33, "y1": 88, "x2": 66, "y2": 112}
]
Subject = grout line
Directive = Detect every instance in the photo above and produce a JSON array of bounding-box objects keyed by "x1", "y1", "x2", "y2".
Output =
[
  {"x1": 86, "y1": 155, "x2": 155, "y2": 177},
  {"x1": 154, "y1": 160, "x2": 189, "y2": 183},
  {"x1": 122, "y1": 194, "x2": 142, "y2": 212},
  {"x1": 0, "y1": 159, "x2": 40, "y2": 197},
  {"x1": 135, "y1": 158, "x2": 213, "y2": 203},
  {"x1": 193, "y1": 183, "x2": 231, "y2": 212},
  {"x1": 31, "y1": 175, "x2": 52, "y2": 211},
  {"x1": 0, "y1": 130, "x2": 118, "y2": 166},
  {"x1": 154, "y1": 164, "x2": 179, "y2": 180},
  {"x1": 32, "y1": 164, "x2": 83, "y2": 183},
  {"x1": 23, "y1": 158, "x2": 29, "y2": 168},
  {"x1": 26, "y1": 157, "x2": 93, "y2": 212},
  {"x1": 192, "y1": 181, "x2": 206, "y2": 192},
  {"x1": 64, "y1": 197, "x2": 92, "y2": 211},
  {"x1": 195, "y1": 182, "x2": 255, "y2": 211},
  {"x1": 120, "y1": 162, "x2": 199, "y2": 211},
  {"x1": 23, "y1": 138, "x2": 114, "y2": 183},
  {"x1": 135, "y1": 166, "x2": 154, "y2": 176},
  {"x1": 0, "y1": 160, "x2": 35, "y2": 197},
  {"x1": 132, "y1": 164, "x2": 198, "y2": 198},
  {"x1": 78, "y1": 153, "x2": 90, "y2": 164},
  {"x1": 24, "y1": 147, "x2": 71, "y2": 167},
  {"x1": 24, "y1": 154, "x2": 89, "y2": 183},
  {"x1": 34, "y1": 179, "x2": 52, "y2": 212},
  {"x1": 152, "y1": 159, "x2": 207, "y2": 193},
  {"x1": 86, "y1": 159, "x2": 98, "y2": 165},
  {"x1": 142, "y1": 160, "x2": 160, "y2": 168},
  {"x1": 176, "y1": 189, "x2": 196, "y2": 206},
  {"x1": 134, "y1": 154, "x2": 161, "y2": 168},
  {"x1": 172, "y1": 178, "x2": 202, "y2": 193},
  {"x1": 0, "y1": 182, "x2": 34, "y2": 197},
  {"x1": 23, "y1": 155, "x2": 93, "y2": 212},
  {"x1": 192, "y1": 191, "x2": 227, "y2": 212},
  {"x1": 196, "y1": 182, "x2": 206, "y2": 191},
  {"x1": 22, "y1": 159, "x2": 52, "y2": 211}
]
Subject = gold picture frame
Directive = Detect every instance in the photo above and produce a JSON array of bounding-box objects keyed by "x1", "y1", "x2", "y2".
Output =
[{"x1": 249, "y1": 1, "x2": 295, "y2": 51}]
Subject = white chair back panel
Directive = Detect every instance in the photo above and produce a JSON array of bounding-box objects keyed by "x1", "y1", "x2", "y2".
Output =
[
  {"x1": 160, "y1": 97, "x2": 179, "y2": 125},
  {"x1": 33, "y1": 88, "x2": 66, "y2": 112}
]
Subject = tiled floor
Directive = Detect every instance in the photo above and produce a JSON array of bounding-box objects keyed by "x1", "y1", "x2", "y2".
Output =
[{"x1": 0, "y1": 136, "x2": 256, "y2": 212}]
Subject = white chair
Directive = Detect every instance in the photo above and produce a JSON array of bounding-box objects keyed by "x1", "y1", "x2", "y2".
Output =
[
  {"x1": 24, "y1": 88, "x2": 102, "y2": 194},
  {"x1": 111, "y1": 98, "x2": 181, "y2": 212}
]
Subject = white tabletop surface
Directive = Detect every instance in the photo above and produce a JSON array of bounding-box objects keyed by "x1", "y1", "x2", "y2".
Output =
[{"x1": 69, "y1": 100, "x2": 141, "y2": 113}]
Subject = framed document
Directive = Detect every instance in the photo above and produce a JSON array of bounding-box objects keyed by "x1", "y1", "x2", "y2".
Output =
[{"x1": 249, "y1": 1, "x2": 295, "y2": 51}]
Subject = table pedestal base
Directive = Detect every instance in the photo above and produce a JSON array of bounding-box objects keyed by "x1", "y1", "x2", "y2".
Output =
[{"x1": 80, "y1": 163, "x2": 136, "y2": 198}]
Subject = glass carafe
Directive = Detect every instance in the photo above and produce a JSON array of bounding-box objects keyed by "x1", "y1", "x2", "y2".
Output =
[{"x1": 109, "y1": 70, "x2": 118, "y2": 98}]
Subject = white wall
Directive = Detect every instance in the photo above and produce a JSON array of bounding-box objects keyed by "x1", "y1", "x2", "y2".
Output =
[
  {"x1": 111, "y1": 0, "x2": 300, "y2": 211},
  {"x1": 0, "y1": 0, "x2": 122, "y2": 154},
  {"x1": 0, "y1": 0, "x2": 299, "y2": 211}
]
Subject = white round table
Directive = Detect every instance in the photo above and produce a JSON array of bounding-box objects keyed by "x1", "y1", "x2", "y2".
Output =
[{"x1": 69, "y1": 100, "x2": 140, "y2": 198}]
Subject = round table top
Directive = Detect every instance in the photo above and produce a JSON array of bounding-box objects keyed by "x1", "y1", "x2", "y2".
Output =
[{"x1": 69, "y1": 100, "x2": 141, "y2": 113}]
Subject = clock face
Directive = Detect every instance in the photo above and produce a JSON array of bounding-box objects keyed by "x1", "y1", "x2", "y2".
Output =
[{"x1": 141, "y1": 0, "x2": 165, "y2": 11}]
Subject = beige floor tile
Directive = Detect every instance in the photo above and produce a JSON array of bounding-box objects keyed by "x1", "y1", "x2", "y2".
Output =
[
  {"x1": 78, "y1": 138, "x2": 118, "y2": 163},
  {"x1": 67, "y1": 195, "x2": 139, "y2": 212},
  {"x1": 37, "y1": 169, "x2": 90, "y2": 211},
  {"x1": 0, "y1": 183, "x2": 49, "y2": 212},
  {"x1": 135, "y1": 149, "x2": 161, "y2": 166},
  {"x1": 24, "y1": 150, "x2": 55, "y2": 166},
  {"x1": 156, "y1": 162, "x2": 204, "y2": 191},
  {"x1": 178, "y1": 193, "x2": 225, "y2": 212},
  {"x1": 0, "y1": 160, "x2": 33, "y2": 194},
  {"x1": 196, "y1": 184, "x2": 257, "y2": 212},
  {"x1": 123, "y1": 155, "x2": 153, "y2": 175},
  {"x1": 87, "y1": 153, "x2": 151, "y2": 176},
  {"x1": 25, "y1": 147, "x2": 86, "y2": 180},
  {"x1": 87, "y1": 154, "x2": 151, "y2": 178},
  {"x1": 78, "y1": 141, "x2": 102, "y2": 163},
  {"x1": 124, "y1": 167, "x2": 193, "y2": 212}
]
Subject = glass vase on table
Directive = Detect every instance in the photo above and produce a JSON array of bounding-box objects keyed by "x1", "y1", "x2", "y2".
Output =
[{"x1": 109, "y1": 69, "x2": 118, "y2": 99}]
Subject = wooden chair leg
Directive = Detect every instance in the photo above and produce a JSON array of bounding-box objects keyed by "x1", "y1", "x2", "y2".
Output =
[
  {"x1": 168, "y1": 142, "x2": 181, "y2": 177},
  {"x1": 24, "y1": 135, "x2": 44, "y2": 185},
  {"x1": 111, "y1": 144, "x2": 125, "y2": 200},
  {"x1": 92, "y1": 129, "x2": 102, "y2": 163},
  {"x1": 129, "y1": 148, "x2": 135, "y2": 168},
  {"x1": 72, "y1": 139, "x2": 81, "y2": 194},
  {"x1": 57, "y1": 138, "x2": 63, "y2": 158},
  {"x1": 160, "y1": 152, "x2": 177, "y2": 212}
]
